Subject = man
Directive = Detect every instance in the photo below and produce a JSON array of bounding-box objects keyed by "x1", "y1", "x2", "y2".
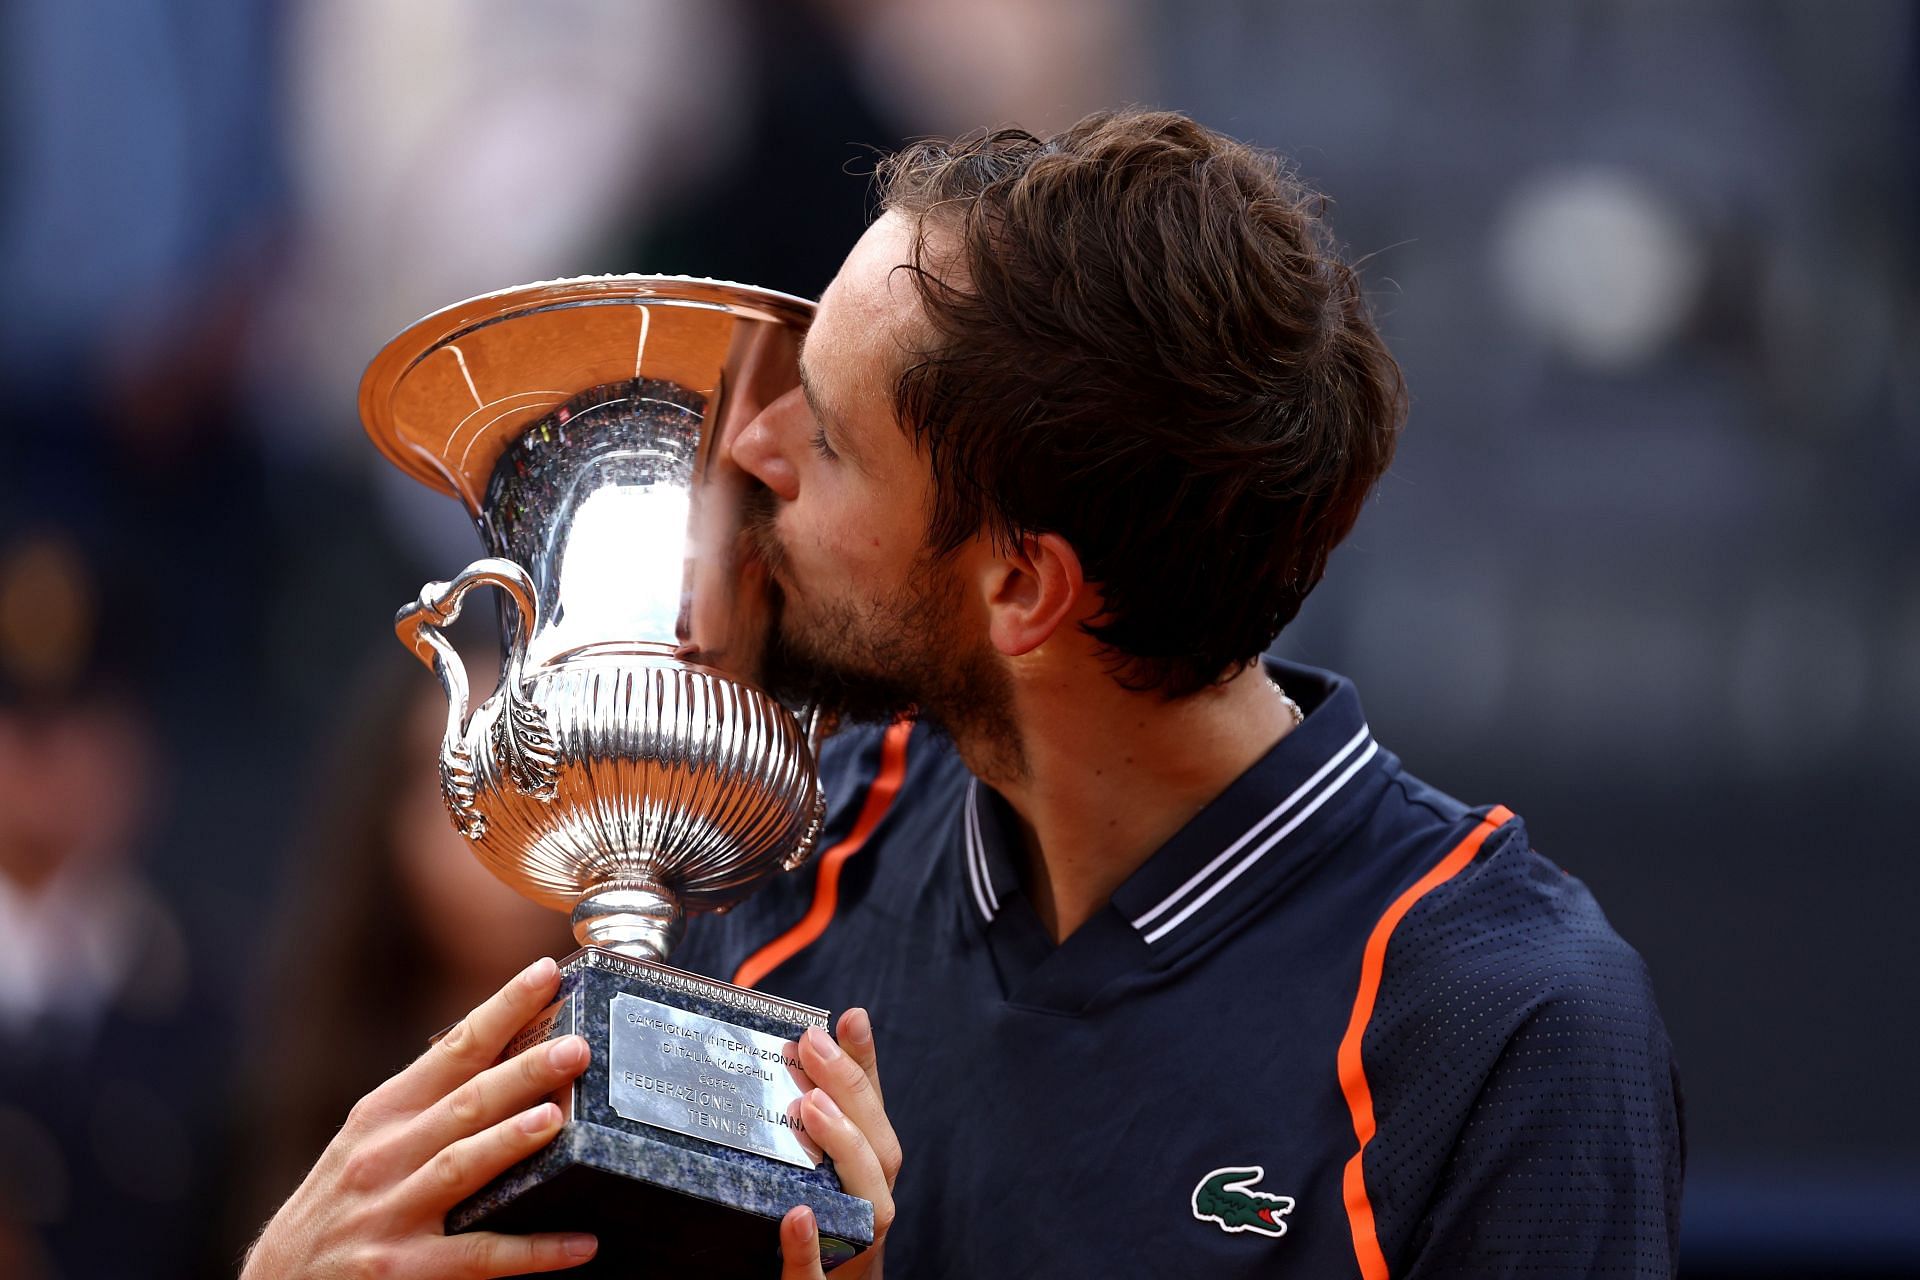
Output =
[{"x1": 247, "y1": 110, "x2": 1682, "y2": 1278}]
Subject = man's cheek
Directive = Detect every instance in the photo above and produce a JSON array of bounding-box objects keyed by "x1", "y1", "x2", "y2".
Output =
[
  {"x1": 822, "y1": 512, "x2": 902, "y2": 562},
  {"x1": 797, "y1": 526, "x2": 866, "y2": 580}
]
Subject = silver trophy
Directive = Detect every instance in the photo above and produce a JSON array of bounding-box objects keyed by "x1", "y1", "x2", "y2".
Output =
[{"x1": 359, "y1": 276, "x2": 871, "y2": 1274}]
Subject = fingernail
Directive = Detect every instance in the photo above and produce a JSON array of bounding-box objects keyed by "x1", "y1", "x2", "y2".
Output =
[
  {"x1": 520, "y1": 956, "x2": 557, "y2": 988},
  {"x1": 548, "y1": 1036, "x2": 586, "y2": 1069},
  {"x1": 520, "y1": 1102, "x2": 559, "y2": 1133},
  {"x1": 805, "y1": 1025, "x2": 843, "y2": 1061},
  {"x1": 795, "y1": 1208, "x2": 817, "y2": 1242},
  {"x1": 809, "y1": 1087, "x2": 843, "y2": 1121},
  {"x1": 563, "y1": 1234, "x2": 598, "y2": 1259},
  {"x1": 843, "y1": 1007, "x2": 873, "y2": 1048}
]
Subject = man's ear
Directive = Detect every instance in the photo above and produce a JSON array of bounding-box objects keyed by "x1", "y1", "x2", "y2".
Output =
[{"x1": 985, "y1": 532, "x2": 1087, "y2": 657}]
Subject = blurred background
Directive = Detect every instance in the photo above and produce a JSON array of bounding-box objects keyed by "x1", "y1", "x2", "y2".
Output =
[{"x1": 0, "y1": 1, "x2": 1913, "y2": 1276}]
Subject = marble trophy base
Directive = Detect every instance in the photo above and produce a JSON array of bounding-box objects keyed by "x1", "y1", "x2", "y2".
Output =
[{"x1": 447, "y1": 947, "x2": 874, "y2": 1277}]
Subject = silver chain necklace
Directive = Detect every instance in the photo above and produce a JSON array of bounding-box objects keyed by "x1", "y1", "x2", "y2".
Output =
[{"x1": 1268, "y1": 678, "x2": 1304, "y2": 728}]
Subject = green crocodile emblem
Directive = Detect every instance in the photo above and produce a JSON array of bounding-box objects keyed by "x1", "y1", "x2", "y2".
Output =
[{"x1": 1191, "y1": 1165, "x2": 1295, "y2": 1238}]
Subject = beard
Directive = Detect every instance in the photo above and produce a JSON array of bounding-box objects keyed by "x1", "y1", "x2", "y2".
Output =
[{"x1": 740, "y1": 485, "x2": 1026, "y2": 776}]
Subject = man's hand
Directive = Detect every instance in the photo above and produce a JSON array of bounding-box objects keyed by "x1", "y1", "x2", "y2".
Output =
[
  {"x1": 241, "y1": 957, "x2": 596, "y2": 1279},
  {"x1": 778, "y1": 1007, "x2": 901, "y2": 1280}
]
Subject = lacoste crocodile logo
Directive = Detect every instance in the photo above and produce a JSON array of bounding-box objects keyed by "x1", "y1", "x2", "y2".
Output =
[{"x1": 1191, "y1": 1165, "x2": 1295, "y2": 1238}]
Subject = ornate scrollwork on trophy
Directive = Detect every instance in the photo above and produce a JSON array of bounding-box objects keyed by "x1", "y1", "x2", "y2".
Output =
[
  {"x1": 493, "y1": 680, "x2": 560, "y2": 799},
  {"x1": 397, "y1": 557, "x2": 557, "y2": 843},
  {"x1": 439, "y1": 740, "x2": 487, "y2": 839}
]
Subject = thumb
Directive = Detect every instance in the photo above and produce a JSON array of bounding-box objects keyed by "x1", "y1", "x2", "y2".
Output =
[{"x1": 779, "y1": 1206, "x2": 827, "y2": 1280}]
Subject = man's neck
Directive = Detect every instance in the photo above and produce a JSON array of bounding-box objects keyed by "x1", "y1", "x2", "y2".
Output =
[{"x1": 959, "y1": 663, "x2": 1300, "y2": 943}]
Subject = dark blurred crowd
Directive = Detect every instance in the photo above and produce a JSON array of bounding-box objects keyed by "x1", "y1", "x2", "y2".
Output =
[{"x1": 0, "y1": 2, "x2": 1914, "y2": 1277}]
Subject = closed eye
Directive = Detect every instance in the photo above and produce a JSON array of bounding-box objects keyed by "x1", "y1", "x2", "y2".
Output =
[{"x1": 809, "y1": 424, "x2": 838, "y2": 461}]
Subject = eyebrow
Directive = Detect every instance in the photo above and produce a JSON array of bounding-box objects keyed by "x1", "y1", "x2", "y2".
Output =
[
  {"x1": 794, "y1": 333, "x2": 822, "y2": 418},
  {"x1": 794, "y1": 335, "x2": 860, "y2": 464}
]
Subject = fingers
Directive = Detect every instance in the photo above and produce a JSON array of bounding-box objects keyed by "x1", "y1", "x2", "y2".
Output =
[
  {"x1": 424, "y1": 1228, "x2": 599, "y2": 1278},
  {"x1": 836, "y1": 1008, "x2": 884, "y2": 1108},
  {"x1": 801, "y1": 1089, "x2": 893, "y2": 1233},
  {"x1": 799, "y1": 1022, "x2": 901, "y2": 1192},
  {"x1": 797, "y1": 1014, "x2": 899, "y2": 1247},
  {"x1": 779, "y1": 1206, "x2": 827, "y2": 1280},
  {"x1": 396, "y1": 1033, "x2": 590, "y2": 1168},
  {"x1": 403, "y1": 1100, "x2": 568, "y2": 1213},
  {"x1": 395, "y1": 957, "x2": 563, "y2": 1110}
]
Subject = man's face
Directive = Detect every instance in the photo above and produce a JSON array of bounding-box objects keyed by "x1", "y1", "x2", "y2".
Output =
[{"x1": 729, "y1": 214, "x2": 1014, "y2": 746}]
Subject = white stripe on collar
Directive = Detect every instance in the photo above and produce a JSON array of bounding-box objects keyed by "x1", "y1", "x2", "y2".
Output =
[
  {"x1": 964, "y1": 779, "x2": 1000, "y2": 922},
  {"x1": 1130, "y1": 725, "x2": 1376, "y2": 944}
]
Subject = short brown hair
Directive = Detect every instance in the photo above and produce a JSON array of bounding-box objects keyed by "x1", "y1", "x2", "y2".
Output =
[{"x1": 878, "y1": 108, "x2": 1406, "y2": 697}]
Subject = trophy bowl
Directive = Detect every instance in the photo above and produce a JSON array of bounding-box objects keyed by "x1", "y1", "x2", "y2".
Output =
[{"x1": 359, "y1": 276, "x2": 872, "y2": 1274}]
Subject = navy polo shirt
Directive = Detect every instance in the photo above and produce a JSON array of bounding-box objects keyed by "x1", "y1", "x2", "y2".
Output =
[{"x1": 676, "y1": 662, "x2": 1684, "y2": 1278}]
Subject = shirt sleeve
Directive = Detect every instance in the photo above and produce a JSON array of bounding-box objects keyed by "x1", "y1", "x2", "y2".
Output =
[
  {"x1": 1354, "y1": 823, "x2": 1686, "y2": 1278},
  {"x1": 1398, "y1": 991, "x2": 1686, "y2": 1278}
]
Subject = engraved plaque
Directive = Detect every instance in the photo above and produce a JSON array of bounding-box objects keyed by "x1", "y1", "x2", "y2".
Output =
[{"x1": 608, "y1": 993, "x2": 822, "y2": 1169}]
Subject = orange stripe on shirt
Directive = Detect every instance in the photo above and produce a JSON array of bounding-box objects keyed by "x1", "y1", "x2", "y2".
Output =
[
  {"x1": 732, "y1": 720, "x2": 914, "y2": 990},
  {"x1": 1336, "y1": 804, "x2": 1515, "y2": 1280}
]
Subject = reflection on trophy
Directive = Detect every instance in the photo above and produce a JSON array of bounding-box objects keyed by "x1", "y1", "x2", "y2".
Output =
[{"x1": 359, "y1": 277, "x2": 872, "y2": 1275}]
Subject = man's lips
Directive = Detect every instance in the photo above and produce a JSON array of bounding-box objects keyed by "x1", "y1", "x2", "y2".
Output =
[
  {"x1": 738, "y1": 491, "x2": 797, "y2": 606},
  {"x1": 740, "y1": 535, "x2": 791, "y2": 595}
]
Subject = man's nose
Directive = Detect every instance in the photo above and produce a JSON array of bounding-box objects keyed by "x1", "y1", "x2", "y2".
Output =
[{"x1": 728, "y1": 389, "x2": 804, "y2": 501}]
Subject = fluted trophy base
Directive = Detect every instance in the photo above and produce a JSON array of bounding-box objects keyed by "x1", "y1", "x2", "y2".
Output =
[{"x1": 446, "y1": 947, "x2": 873, "y2": 1277}]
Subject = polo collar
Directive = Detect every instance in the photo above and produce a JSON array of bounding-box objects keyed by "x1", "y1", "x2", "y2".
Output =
[
  {"x1": 955, "y1": 661, "x2": 1390, "y2": 1007},
  {"x1": 961, "y1": 773, "x2": 1018, "y2": 924}
]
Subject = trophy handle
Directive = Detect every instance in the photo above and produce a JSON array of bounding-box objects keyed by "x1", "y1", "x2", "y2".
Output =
[
  {"x1": 395, "y1": 558, "x2": 560, "y2": 839},
  {"x1": 777, "y1": 704, "x2": 835, "y2": 872}
]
